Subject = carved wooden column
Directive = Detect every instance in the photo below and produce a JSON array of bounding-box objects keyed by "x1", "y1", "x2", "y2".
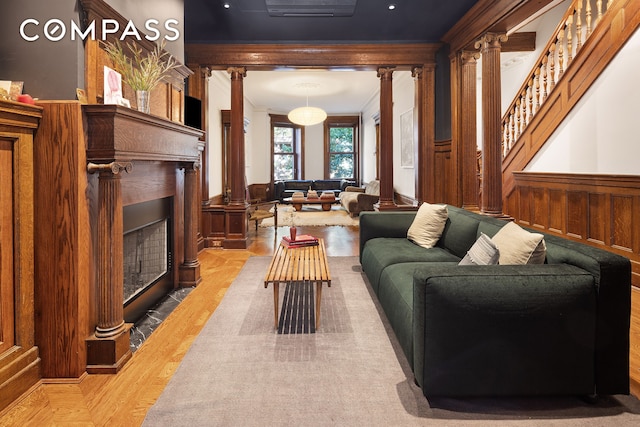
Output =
[
  {"x1": 460, "y1": 50, "x2": 481, "y2": 211},
  {"x1": 476, "y1": 33, "x2": 508, "y2": 217},
  {"x1": 224, "y1": 67, "x2": 249, "y2": 249},
  {"x1": 86, "y1": 161, "x2": 132, "y2": 374},
  {"x1": 377, "y1": 67, "x2": 396, "y2": 210},
  {"x1": 413, "y1": 65, "x2": 436, "y2": 204},
  {"x1": 187, "y1": 65, "x2": 211, "y2": 251},
  {"x1": 180, "y1": 161, "x2": 202, "y2": 286}
]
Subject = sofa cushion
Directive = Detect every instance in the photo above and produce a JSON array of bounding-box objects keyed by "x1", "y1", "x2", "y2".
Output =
[
  {"x1": 438, "y1": 208, "x2": 481, "y2": 258},
  {"x1": 458, "y1": 233, "x2": 500, "y2": 265},
  {"x1": 407, "y1": 203, "x2": 448, "y2": 249},
  {"x1": 361, "y1": 237, "x2": 460, "y2": 293},
  {"x1": 492, "y1": 221, "x2": 546, "y2": 265}
]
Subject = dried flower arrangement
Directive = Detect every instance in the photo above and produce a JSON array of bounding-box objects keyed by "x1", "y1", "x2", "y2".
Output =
[{"x1": 104, "y1": 40, "x2": 178, "y2": 92}]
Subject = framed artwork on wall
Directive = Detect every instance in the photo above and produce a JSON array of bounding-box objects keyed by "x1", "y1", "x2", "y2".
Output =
[{"x1": 400, "y1": 108, "x2": 414, "y2": 168}]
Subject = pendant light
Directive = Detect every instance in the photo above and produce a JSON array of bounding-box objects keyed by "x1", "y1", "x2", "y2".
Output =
[{"x1": 288, "y1": 83, "x2": 327, "y2": 126}]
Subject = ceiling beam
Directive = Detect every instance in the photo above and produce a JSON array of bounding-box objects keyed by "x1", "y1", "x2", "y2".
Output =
[
  {"x1": 185, "y1": 43, "x2": 441, "y2": 71},
  {"x1": 501, "y1": 32, "x2": 536, "y2": 53},
  {"x1": 443, "y1": 0, "x2": 555, "y2": 53}
]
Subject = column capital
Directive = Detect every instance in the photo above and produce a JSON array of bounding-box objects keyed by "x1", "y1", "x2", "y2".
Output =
[
  {"x1": 377, "y1": 67, "x2": 395, "y2": 79},
  {"x1": 461, "y1": 50, "x2": 481, "y2": 64},
  {"x1": 227, "y1": 66, "x2": 247, "y2": 77},
  {"x1": 474, "y1": 32, "x2": 508, "y2": 51},
  {"x1": 201, "y1": 66, "x2": 212, "y2": 79},
  {"x1": 183, "y1": 161, "x2": 201, "y2": 171}
]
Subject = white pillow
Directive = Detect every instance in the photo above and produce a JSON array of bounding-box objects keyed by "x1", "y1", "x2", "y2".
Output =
[
  {"x1": 458, "y1": 233, "x2": 500, "y2": 265},
  {"x1": 407, "y1": 203, "x2": 448, "y2": 249},
  {"x1": 491, "y1": 221, "x2": 546, "y2": 265}
]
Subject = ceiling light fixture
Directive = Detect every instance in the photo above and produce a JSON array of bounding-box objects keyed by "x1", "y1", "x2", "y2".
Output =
[
  {"x1": 388, "y1": 4, "x2": 396, "y2": 10},
  {"x1": 223, "y1": 2, "x2": 231, "y2": 9},
  {"x1": 288, "y1": 83, "x2": 327, "y2": 126}
]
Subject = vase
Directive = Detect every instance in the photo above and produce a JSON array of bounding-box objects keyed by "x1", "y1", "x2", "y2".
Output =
[{"x1": 135, "y1": 90, "x2": 150, "y2": 114}]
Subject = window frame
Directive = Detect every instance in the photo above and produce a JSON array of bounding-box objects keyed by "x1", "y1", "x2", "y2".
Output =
[
  {"x1": 270, "y1": 114, "x2": 305, "y2": 183},
  {"x1": 324, "y1": 115, "x2": 360, "y2": 181}
]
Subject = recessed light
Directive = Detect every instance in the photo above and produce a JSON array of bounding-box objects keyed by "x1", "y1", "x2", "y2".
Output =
[
  {"x1": 223, "y1": 2, "x2": 230, "y2": 9},
  {"x1": 388, "y1": 4, "x2": 396, "y2": 11}
]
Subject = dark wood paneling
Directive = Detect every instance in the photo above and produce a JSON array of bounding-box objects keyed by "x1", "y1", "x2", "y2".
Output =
[
  {"x1": 511, "y1": 172, "x2": 640, "y2": 288},
  {"x1": 0, "y1": 100, "x2": 42, "y2": 412}
]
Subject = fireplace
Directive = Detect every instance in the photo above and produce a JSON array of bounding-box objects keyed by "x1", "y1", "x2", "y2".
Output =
[{"x1": 122, "y1": 197, "x2": 173, "y2": 323}]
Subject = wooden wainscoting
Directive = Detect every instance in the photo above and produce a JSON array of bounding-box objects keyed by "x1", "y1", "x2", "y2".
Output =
[
  {"x1": 508, "y1": 171, "x2": 640, "y2": 395},
  {"x1": 508, "y1": 172, "x2": 640, "y2": 286}
]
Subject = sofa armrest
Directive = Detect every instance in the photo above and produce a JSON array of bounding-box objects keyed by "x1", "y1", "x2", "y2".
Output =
[
  {"x1": 359, "y1": 212, "x2": 416, "y2": 260},
  {"x1": 344, "y1": 186, "x2": 364, "y2": 193},
  {"x1": 412, "y1": 264, "x2": 597, "y2": 397}
]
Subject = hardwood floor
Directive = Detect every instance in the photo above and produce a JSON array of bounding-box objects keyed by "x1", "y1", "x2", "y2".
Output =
[
  {"x1": 2, "y1": 223, "x2": 639, "y2": 425},
  {"x1": 0, "y1": 225, "x2": 359, "y2": 426}
]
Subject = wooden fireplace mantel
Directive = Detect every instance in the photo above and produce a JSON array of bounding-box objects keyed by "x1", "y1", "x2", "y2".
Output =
[
  {"x1": 81, "y1": 104, "x2": 203, "y2": 374},
  {"x1": 83, "y1": 104, "x2": 203, "y2": 163}
]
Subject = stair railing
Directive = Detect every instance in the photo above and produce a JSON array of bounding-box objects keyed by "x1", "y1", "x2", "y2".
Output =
[{"x1": 501, "y1": 0, "x2": 616, "y2": 158}]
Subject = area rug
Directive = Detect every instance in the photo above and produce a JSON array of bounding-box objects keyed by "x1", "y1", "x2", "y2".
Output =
[
  {"x1": 259, "y1": 204, "x2": 358, "y2": 227},
  {"x1": 143, "y1": 257, "x2": 640, "y2": 426}
]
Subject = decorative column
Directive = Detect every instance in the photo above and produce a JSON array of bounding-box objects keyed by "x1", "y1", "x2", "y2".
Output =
[
  {"x1": 376, "y1": 67, "x2": 396, "y2": 210},
  {"x1": 476, "y1": 33, "x2": 508, "y2": 217},
  {"x1": 460, "y1": 50, "x2": 481, "y2": 211},
  {"x1": 224, "y1": 67, "x2": 249, "y2": 249},
  {"x1": 187, "y1": 65, "x2": 211, "y2": 251},
  {"x1": 180, "y1": 161, "x2": 202, "y2": 287},
  {"x1": 413, "y1": 65, "x2": 436, "y2": 204},
  {"x1": 86, "y1": 161, "x2": 133, "y2": 374}
]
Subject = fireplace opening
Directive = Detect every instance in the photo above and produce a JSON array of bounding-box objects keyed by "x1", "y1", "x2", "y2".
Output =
[{"x1": 123, "y1": 197, "x2": 173, "y2": 323}]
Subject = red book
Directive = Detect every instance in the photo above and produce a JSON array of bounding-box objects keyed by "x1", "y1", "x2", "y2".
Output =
[{"x1": 282, "y1": 234, "x2": 319, "y2": 247}]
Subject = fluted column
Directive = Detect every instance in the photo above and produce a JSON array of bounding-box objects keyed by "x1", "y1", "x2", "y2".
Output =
[
  {"x1": 228, "y1": 67, "x2": 247, "y2": 207},
  {"x1": 180, "y1": 161, "x2": 202, "y2": 287},
  {"x1": 223, "y1": 67, "x2": 249, "y2": 249},
  {"x1": 87, "y1": 162, "x2": 131, "y2": 338},
  {"x1": 377, "y1": 67, "x2": 396, "y2": 210},
  {"x1": 460, "y1": 50, "x2": 481, "y2": 211},
  {"x1": 476, "y1": 33, "x2": 508, "y2": 216}
]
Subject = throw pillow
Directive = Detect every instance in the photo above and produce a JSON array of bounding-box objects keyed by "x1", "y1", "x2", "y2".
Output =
[
  {"x1": 491, "y1": 221, "x2": 546, "y2": 265},
  {"x1": 458, "y1": 233, "x2": 500, "y2": 265},
  {"x1": 407, "y1": 203, "x2": 448, "y2": 249}
]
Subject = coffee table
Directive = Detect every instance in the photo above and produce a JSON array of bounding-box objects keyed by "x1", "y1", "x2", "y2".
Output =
[
  {"x1": 263, "y1": 238, "x2": 331, "y2": 330},
  {"x1": 283, "y1": 197, "x2": 336, "y2": 211}
]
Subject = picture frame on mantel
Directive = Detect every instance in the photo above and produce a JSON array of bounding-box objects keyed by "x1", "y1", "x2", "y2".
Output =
[{"x1": 400, "y1": 108, "x2": 414, "y2": 168}]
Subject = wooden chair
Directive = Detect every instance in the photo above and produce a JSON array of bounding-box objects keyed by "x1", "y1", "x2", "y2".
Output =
[{"x1": 248, "y1": 200, "x2": 278, "y2": 231}]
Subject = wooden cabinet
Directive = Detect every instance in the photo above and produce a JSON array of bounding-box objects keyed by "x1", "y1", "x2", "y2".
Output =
[{"x1": 0, "y1": 100, "x2": 42, "y2": 412}]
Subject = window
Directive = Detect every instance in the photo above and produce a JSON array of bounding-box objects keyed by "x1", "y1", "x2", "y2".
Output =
[
  {"x1": 271, "y1": 114, "x2": 304, "y2": 181},
  {"x1": 325, "y1": 116, "x2": 359, "y2": 181}
]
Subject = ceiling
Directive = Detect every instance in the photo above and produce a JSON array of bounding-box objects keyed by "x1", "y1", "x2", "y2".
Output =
[
  {"x1": 184, "y1": 0, "x2": 480, "y2": 44},
  {"x1": 185, "y1": 0, "x2": 480, "y2": 116}
]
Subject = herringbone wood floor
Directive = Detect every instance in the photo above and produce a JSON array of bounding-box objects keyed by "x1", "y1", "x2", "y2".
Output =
[{"x1": 0, "y1": 226, "x2": 358, "y2": 426}]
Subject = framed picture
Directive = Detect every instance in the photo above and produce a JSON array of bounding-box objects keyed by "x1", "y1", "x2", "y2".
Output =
[
  {"x1": 10, "y1": 81, "x2": 24, "y2": 100},
  {"x1": 103, "y1": 66, "x2": 123, "y2": 105},
  {"x1": 400, "y1": 109, "x2": 414, "y2": 168}
]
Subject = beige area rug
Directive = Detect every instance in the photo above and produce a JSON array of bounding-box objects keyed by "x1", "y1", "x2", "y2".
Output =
[
  {"x1": 143, "y1": 257, "x2": 640, "y2": 426},
  {"x1": 259, "y1": 204, "x2": 359, "y2": 227}
]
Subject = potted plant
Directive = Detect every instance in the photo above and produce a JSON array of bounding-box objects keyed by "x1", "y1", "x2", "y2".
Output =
[{"x1": 104, "y1": 39, "x2": 178, "y2": 114}]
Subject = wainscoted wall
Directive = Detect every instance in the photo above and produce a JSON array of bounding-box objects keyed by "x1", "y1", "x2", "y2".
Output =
[
  {"x1": 507, "y1": 172, "x2": 640, "y2": 286},
  {"x1": 507, "y1": 171, "x2": 640, "y2": 394}
]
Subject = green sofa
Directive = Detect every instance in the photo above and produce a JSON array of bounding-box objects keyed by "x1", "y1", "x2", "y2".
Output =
[{"x1": 359, "y1": 206, "x2": 630, "y2": 398}]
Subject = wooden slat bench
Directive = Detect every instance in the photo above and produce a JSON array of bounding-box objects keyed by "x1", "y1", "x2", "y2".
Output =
[{"x1": 263, "y1": 238, "x2": 331, "y2": 330}]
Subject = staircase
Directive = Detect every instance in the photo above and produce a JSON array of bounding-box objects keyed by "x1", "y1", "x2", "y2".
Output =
[{"x1": 501, "y1": 0, "x2": 640, "y2": 203}]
